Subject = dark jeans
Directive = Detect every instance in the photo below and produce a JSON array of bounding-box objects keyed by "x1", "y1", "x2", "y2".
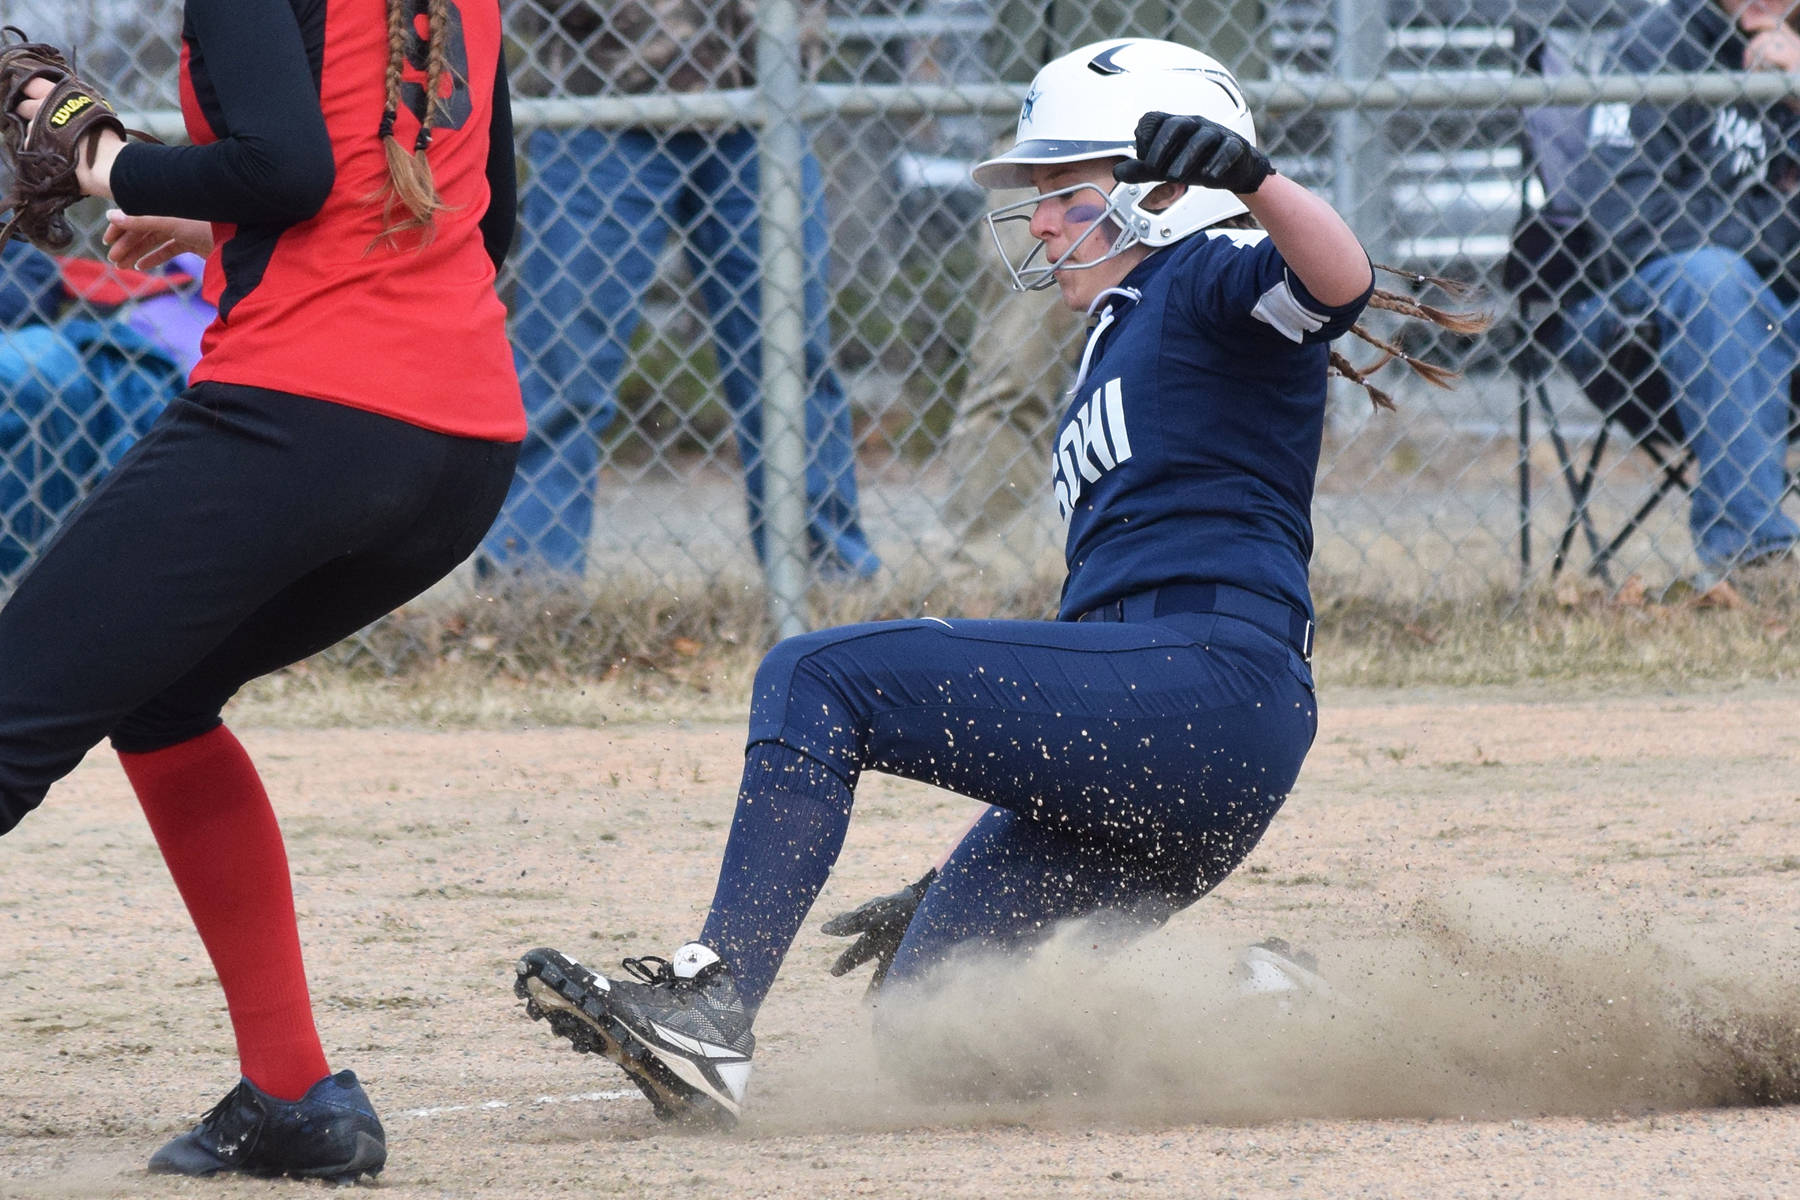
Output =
[
  {"x1": 484, "y1": 125, "x2": 878, "y2": 578},
  {"x1": 1557, "y1": 247, "x2": 1800, "y2": 568}
]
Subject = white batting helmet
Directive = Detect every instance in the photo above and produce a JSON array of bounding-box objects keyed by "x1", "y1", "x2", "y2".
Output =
[{"x1": 974, "y1": 38, "x2": 1259, "y2": 289}]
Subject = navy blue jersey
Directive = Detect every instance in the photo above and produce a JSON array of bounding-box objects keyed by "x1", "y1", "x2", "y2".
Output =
[{"x1": 1055, "y1": 228, "x2": 1370, "y2": 622}]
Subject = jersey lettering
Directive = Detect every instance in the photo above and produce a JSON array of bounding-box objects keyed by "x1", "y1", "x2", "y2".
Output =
[
  {"x1": 1054, "y1": 377, "x2": 1133, "y2": 521},
  {"x1": 400, "y1": 0, "x2": 473, "y2": 131},
  {"x1": 1712, "y1": 108, "x2": 1768, "y2": 179},
  {"x1": 1589, "y1": 102, "x2": 1632, "y2": 148},
  {"x1": 1074, "y1": 392, "x2": 1111, "y2": 480}
]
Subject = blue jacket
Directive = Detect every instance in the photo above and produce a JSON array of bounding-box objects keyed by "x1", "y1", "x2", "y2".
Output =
[
  {"x1": 0, "y1": 320, "x2": 183, "y2": 585},
  {"x1": 1576, "y1": 0, "x2": 1800, "y2": 284},
  {"x1": 0, "y1": 241, "x2": 62, "y2": 329}
]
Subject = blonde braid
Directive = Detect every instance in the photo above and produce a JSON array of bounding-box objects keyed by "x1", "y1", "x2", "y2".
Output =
[
  {"x1": 380, "y1": 0, "x2": 407, "y2": 119},
  {"x1": 375, "y1": 0, "x2": 408, "y2": 167},
  {"x1": 423, "y1": 0, "x2": 453, "y2": 133},
  {"x1": 370, "y1": 0, "x2": 450, "y2": 247},
  {"x1": 1347, "y1": 320, "x2": 1463, "y2": 389},
  {"x1": 1329, "y1": 350, "x2": 1397, "y2": 412},
  {"x1": 1368, "y1": 286, "x2": 1492, "y2": 336}
]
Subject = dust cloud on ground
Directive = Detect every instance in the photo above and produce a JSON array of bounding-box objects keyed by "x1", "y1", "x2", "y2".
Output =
[{"x1": 763, "y1": 878, "x2": 1799, "y2": 1134}]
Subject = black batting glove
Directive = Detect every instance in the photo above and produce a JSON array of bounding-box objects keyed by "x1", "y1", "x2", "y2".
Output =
[
  {"x1": 1112, "y1": 110, "x2": 1274, "y2": 195},
  {"x1": 820, "y1": 867, "x2": 938, "y2": 996}
]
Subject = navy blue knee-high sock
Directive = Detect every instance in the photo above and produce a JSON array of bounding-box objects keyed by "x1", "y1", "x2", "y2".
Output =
[{"x1": 698, "y1": 742, "x2": 854, "y2": 1016}]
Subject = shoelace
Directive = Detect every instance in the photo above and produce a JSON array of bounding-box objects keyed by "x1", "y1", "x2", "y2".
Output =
[
  {"x1": 198, "y1": 1081, "x2": 254, "y2": 1129},
  {"x1": 621, "y1": 955, "x2": 680, "y2": 987}
]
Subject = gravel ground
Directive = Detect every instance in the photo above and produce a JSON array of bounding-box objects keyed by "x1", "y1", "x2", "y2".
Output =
[{"x1": 2, "y1": 682, "x2": 1796, "y2": 1198}]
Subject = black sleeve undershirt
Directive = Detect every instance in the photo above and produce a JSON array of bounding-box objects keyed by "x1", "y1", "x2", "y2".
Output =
[
  {"x1": 480, "y1": 53, "x2": 516, "y2": 271},
  {"x1": 110, "y1": 0, "x2": 336, "y2": 225}
]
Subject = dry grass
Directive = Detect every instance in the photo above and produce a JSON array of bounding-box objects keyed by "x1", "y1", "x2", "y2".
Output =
[
  {"x1": 1322, "y1": 566, "x2": 1800, "y2": 688},
  {"x1": 230, "y1": 565, "x2": 1800, "y2": 729}
]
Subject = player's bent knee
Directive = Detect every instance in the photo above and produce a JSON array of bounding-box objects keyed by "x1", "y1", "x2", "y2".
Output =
[
  {"x1": 750, "y1": 622, "x2": 893, "y2": 712},
  {"x1": 1664, "y1": 247, "x2": 1769, "y2": 313},
  {"x1": 110, "y1": 711, "x2": 225, "y2": 756}
]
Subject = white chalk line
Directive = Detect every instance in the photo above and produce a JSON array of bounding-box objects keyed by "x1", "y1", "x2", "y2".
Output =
[{"x1": 396, "y1": 1089, "x2": 642, "y2": 1119}]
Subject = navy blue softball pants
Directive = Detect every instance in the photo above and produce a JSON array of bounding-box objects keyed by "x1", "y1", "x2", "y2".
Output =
[
  {"x1": 697, "y1": 608, "x2": 1318, "y2": 1014},
  {"x1": 0, "y1": 383, "x2": 518, "y2": 834}
]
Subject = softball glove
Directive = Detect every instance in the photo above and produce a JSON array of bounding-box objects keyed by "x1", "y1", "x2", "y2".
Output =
[{"x1": 1, "y1": 26, "x2": 157, "y2": 252}]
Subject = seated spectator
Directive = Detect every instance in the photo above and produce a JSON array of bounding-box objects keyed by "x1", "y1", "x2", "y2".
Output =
[
  {"x1": 1559, "y1": 0, "x2": 1800, "y2": 574},
  {"x1": 0, "y1": 241, "x2": 205, "y2": 586},
  {"x1": 0, "y1": 237, "x2": 61, "y2": 328}
]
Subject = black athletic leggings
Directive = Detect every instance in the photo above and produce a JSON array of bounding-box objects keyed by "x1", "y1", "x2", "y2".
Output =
[{"x1": 0, "y1": 382, "x2": 519, "y2": 834}]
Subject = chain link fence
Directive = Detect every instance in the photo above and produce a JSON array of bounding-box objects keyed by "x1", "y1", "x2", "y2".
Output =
[{"x1": 3, "y1": 0, "x2": 1796, "y2": 661}]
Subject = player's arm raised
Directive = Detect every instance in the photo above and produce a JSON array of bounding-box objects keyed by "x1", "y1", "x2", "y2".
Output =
[{"x1": 1113, "y1": 110, "x2": 1372, "y2": 306}]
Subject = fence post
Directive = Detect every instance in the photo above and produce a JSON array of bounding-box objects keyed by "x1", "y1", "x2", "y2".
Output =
[
  {"x1": 1332, "y1": 0, "x2": 1392, "y2": 261},
  {"x1": 757, "y1": 0, "x2": 813, "y2": 640}
]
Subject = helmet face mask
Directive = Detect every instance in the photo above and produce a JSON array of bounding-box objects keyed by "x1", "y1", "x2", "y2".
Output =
[
  {"x1": 974, "y1": 37, "x2": 1258, "y2": 291},
  {"x1": 984, "y1": 178, "x2": 1157, "y2": 292}
]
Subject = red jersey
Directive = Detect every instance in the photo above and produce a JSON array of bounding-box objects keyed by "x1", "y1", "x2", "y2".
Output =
[{"x1": 168, "y1": 0, "x2": 522, "y2": 441}]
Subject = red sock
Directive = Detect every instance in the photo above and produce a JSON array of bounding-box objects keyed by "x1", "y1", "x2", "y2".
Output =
[{"x1": 118, "y1": 725, "x2": 329, "y2": 1101}]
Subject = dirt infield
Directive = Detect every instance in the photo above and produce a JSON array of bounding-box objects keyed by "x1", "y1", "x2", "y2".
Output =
[{"x1": 2, "y1": 683, "x2": 1797, "y2": 1199}]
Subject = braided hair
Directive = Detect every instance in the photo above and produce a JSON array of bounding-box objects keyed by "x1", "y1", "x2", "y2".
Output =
[
  {"x1": 1198, "y1": 215, "x2": 1491, "y2": 412},
  {"x1": 372, "y1": 0, "x2": 457, "y2": 245},
  {"x1": 1332, "y1": 265, "x2": 1493, "y2": 412}
]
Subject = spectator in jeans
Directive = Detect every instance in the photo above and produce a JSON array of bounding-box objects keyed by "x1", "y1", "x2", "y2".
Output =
[
  {"x1": 487, "y1": 0, "x2": 880, "y2": 581},
  {"x1": 1562, "y1": 0, "x2": 1800, "y2": 573}
]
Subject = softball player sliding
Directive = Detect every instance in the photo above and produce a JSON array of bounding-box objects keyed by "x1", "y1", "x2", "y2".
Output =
[
  {"x1": 514, "y1": 37, "x2": 1483, "y2": 1127},
  {"x1": 0, "y1": 0, "x2": 521, "y2": 1181}
]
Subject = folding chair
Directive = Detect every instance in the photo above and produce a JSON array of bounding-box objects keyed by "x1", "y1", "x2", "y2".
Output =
[{"x1": 1504, "y1": 15, "x2": 1693, "y2": 586}]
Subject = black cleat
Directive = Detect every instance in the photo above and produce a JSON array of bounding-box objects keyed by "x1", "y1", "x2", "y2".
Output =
[
  {"x1": 148, "y1": 1069, "x2": 386, "y2": 1182},
  {"x1": 514, "y1": 943, "x2": 754, "y2": 1128}
]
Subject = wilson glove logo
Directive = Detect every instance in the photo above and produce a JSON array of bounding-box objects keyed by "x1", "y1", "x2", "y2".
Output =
[
  {"x1": 1054, "y1": 377, "x2": 1134, "y2": 521},
  {"x1": 48, "y1": 94, "x2": 97, "y2": 128}
]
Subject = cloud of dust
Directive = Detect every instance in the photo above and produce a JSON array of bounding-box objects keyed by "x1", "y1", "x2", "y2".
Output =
[{"x1": 761, "y1": 879, "x2": 1800, "y2": 1130}]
